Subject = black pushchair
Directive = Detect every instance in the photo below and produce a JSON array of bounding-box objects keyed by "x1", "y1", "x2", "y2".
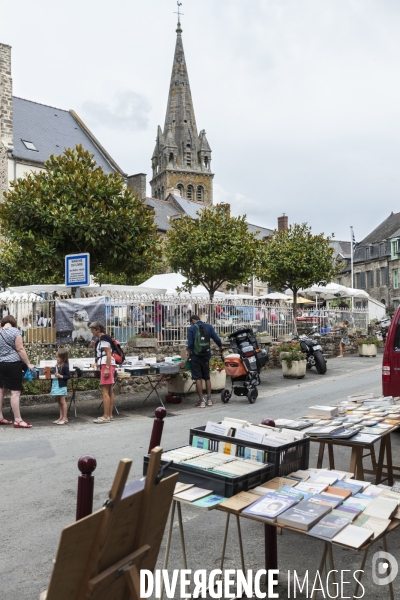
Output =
[{"x1": 221, "y1": 327, "x2": 268, "y2": 404}]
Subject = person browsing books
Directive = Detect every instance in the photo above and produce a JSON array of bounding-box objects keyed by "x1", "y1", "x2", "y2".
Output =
[
  {"x1": 187, "y1": 315, "x2": 223, "y2": 409},
  {"x1": 90, "y1": 321, "x2": 116, "y2": 424}
]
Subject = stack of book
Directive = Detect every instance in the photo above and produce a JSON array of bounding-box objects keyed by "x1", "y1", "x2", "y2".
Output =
[{"x1": 217, "y1": 467, "x2": 400, "y2": 548}]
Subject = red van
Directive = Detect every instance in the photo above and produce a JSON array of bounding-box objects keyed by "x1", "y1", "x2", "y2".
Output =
[{"x1": 382, "y1": 306, "x2": 400, "y2": 396}]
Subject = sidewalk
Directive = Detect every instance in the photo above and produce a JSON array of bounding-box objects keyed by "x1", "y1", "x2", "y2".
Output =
[{"x1": 14, "y1": 353, "x2": 383, "y2": 426}]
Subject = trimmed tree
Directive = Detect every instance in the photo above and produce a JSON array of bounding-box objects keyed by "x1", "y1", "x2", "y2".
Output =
[
  {"x1": 258, "y1": 223, "x2": 342, "y2": 330},
  {"x1": 0, "y1": 145, "x2": 162, "y2": 286},
  {"x1": 165, "y1": 204, "x2": 267, "y2": 300}
]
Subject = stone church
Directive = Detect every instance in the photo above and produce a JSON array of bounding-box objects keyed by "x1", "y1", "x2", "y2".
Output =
[{"x1": 149, "y1": 20, "x2": 213, "y2": 205}]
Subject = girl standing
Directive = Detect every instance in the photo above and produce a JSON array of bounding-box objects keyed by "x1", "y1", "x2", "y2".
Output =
[{"x1": 51, "y1": 349, "x2": 70, "y2": 425}]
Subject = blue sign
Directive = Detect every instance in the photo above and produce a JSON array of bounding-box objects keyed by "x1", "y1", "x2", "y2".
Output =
[{"x1": 65, "y1": 253, "x2": 90, "y2": 287}]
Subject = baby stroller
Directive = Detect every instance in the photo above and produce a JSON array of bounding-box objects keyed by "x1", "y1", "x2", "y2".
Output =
[{"x1": 221, "y1": 327, "x2": 268, "y2": 404}]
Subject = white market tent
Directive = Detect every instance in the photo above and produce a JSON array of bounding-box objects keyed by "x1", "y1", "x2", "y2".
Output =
[
  {"x1": 138, "y1": 273, "x2": 225, "y2": 298},
  {"x1": 260, "y1": 292, "x2": 290, "y2": 301},
  {"x1": 8, "y1": 284, "x2": 167, "y2": 296},
  {"x1": 301, "y1": 283, "x2": 369, "y2": 300}
]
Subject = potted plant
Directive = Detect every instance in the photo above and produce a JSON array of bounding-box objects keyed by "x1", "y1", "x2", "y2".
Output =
[
  {"x1": 276, "y1": 342, "x2": 307, "y2": 378},
  {"x1": 167, "y1": 371, "x2": 195, "y2": 395},
  {"x1": 357, "y1": 336, "x2": 380, "y2": 357},
  {"x1": 128, "y1": 331, "x2": 158, "y2": 348},
  {"x1": 257, "y1": 331, "x2": 272, "y2": 344},
  {"x1": 203, "y1": 357, "x2": 226, "y2": 391}
]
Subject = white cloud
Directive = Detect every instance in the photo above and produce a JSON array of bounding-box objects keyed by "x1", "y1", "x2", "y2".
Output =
[{"x1": 81, "y1": 90, "x2": 151, "y2": 132}]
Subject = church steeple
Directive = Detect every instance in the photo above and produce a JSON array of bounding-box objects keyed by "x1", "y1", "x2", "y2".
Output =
[{"x1": 150, "y1": 19, "x2": 214, "y2": 204}]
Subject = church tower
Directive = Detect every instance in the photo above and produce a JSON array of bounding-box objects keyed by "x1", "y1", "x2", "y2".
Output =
[{"x1": 150, "y1": 20, "x2": 214, "y2": 205}]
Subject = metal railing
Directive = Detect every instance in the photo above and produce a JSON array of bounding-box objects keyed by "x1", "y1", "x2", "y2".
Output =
[{"x1": 0, "y1": 292, "x2": 369, "y2": 346}]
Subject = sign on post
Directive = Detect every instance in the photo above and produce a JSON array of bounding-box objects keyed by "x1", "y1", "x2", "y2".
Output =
[{"x1": 65, "y1": 253, "x2": 90, "y2": 287}]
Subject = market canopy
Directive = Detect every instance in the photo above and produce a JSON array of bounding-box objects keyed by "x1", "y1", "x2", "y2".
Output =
[
  {"x1": 8, "y1": 284, "x2": 167, "y2": 296},
  {"x1": 301, "y1": 283, "x2": 369, "y2": 300},
  {"x1": 138, "y1": 273, "x2": 225, "y2": 298},
  {"x1": 260, "y1": 292, "x2": 290, "y2": 301}
]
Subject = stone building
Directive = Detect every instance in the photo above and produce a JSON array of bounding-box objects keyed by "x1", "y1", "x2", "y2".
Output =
[
  {"x1": 0, "y1": 42, "x2": 148, "y2": 198},
  {"x1": 338, "y1": 212, "x2": 400, "y2": 310},
  {"x1": 149, "y1": 21, "x2": 214, "y2": 205}
]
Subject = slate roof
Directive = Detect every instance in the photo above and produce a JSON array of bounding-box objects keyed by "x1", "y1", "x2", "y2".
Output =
[
  {"x1": 147, "y1": 193, "x2": 274, "y2": 238},
  {"x1": 360, "y1": 212, "x2": 400, "y2": 245},
  {"x1": 247, "y1": 223, "x2": 273, "y2": 239},
  {"x1": 169, "y1": 194, "x2": 203, "y2": 219},
  {"x1": 12, "y1": 97, "x2": 123, "y2": 175},
  {"x1": 330, "y1": 240, "x2": 351, "y2": 257},
  {"x1": 144, "y1": 197, "x2": 181, "y2": 232}
]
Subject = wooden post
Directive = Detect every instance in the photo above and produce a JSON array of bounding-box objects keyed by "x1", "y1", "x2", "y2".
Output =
[
  {"x1": 148, "y1": 407, "x2": 167, "y2": 453},
  {"x1": 76, "y1": 455, "x2": 97, "y2": 521},
  {"x1": 264, "y1": 523, "x2": 278, "y2": 583}
]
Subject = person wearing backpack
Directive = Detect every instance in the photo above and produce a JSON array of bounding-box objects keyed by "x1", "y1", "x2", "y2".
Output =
[
  {"x1": 89, "y1": 321, "x2": 117, "y2": 424},
  {"x1": 187, "y1": 315, "x2": 223, "y2": 408}
]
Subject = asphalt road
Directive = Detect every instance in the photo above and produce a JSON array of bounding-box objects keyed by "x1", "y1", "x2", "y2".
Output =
[{"x1": 1, "y1": 354, "x2": 398, "y2": 600}]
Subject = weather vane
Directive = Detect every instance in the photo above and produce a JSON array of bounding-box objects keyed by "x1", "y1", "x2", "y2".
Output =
[{"x1": 174, "y1": 1, "x2": 184, "y2": 22}]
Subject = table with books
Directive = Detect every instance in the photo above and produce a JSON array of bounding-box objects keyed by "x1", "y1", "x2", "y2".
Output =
[
  {"x1": 145, "y1": 413, "x2": 400, "y2": 599},
  {"x1": 216, "y1": 469, "x2": 400, "y2": 599},
  {"x1": 297, "y1": 395, "x2": 400, "y2": 486}
]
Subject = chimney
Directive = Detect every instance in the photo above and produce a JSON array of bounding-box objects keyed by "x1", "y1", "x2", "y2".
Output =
[
  {"x1": 278, "y1": 213, "x2": 288, "y2": 231},
  {"x1": 127, "y1": 173, "x2": 147, "y2": 200},
  {"x1": 0, "y1": 44, "x2": 13, "y2": 147}
]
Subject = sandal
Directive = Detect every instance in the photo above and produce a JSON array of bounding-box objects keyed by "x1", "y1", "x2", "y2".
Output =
[
  {"x1": 0, "y1": 418, "x2": 12, "y2": 425},
  {"x1": 53, "y1": 419, "x2": 61, "y2": 424},
  {"x1": 56, "y1": 420, "x2": 68, "y2": 425},
  {"x1": 14, "y1": 420, "x2": 32, "y2": 429}
]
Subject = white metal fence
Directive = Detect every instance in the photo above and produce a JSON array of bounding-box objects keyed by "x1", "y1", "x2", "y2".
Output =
[{"x1": 0, "y1": 293, "x2": 369, "y2": 346}]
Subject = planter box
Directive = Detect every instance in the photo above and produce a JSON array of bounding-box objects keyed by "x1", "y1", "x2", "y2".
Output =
[
  {"x1": 358, "y1": 344, "x2": 378, "y2": 357},
  {"x1": 168, "y1": 374, "x2": 195, "y2": 395},
  {"x1": 278, "y1": 335, "x2": 293, "y2": 343},
  {"x1": 257, "y1": 335, "x2": 272, "y2": 344},
  {"x1": 202, "y1": 370, "x2": 227, "y2": 392},
  {"x1": 281, "y1": 360, "x2": 307, "y2": 379},
  {"x1": 129, "y1": 338, "x2": 158, "y2": 349}
]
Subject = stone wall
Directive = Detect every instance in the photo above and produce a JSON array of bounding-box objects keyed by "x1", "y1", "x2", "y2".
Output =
[{"x1": 0, "y1": 143, "x2": 7, "y2": 196}]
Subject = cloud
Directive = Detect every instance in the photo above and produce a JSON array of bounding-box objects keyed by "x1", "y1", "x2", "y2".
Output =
[
  {"x1": 213, "y1": 183, "x2": 275, "y2": 230},
  {"x1": 81, "y1": 90, "x2": 151, "y2": 131}
]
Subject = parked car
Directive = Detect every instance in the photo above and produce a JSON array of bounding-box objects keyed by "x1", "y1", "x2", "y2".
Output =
[{"x1": 382, "y1": 306, "x2": 400, "y2": 396}]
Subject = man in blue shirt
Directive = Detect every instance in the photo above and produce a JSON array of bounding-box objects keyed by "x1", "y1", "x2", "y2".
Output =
[{"x1": 187, "y1": 315, "x2": 223, "y2": 408}]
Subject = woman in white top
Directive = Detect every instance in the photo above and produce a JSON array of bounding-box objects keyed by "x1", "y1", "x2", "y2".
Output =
[
  {"x1": 0, "y1": 315, "x2": 35, "y2": 428},
  {"x1": 89, "y1": 321, "x2": 116, "y2": 424}
]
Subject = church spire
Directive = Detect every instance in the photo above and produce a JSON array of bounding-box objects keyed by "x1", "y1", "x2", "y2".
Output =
[{"x1": 150, "y1": 15, "x2": 214, "y2": 205}]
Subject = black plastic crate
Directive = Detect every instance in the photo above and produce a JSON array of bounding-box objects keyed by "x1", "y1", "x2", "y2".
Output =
[
  {"x1": 143, "y1": 449, "x2": 274, "y2": 497},
  {"x1": 189, "y1": 425, "x2": 310, "y2": 478}
]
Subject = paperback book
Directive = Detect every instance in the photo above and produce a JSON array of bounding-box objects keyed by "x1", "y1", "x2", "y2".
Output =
[
  {"x1": 276, "y1": 498, "x2": 333, "y2": 531},
  {"x1": 242, "y1": 492, "x2": 299, "y2": 521},
  {"x1": 308, "y1": 514, "x2": 351, "y2": 540}
]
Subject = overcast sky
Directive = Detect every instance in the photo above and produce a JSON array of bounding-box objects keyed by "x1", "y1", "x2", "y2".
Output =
[{"x1": 2, "y1": 0, "x2": 400, "y2": 242}]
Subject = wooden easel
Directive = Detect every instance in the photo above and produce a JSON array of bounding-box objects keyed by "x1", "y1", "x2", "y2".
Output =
[{"x1": 39, "y1": 447, "x2": 177, "y2": 600}]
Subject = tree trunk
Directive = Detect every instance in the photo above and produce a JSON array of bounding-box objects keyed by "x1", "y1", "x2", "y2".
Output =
[{"x1": 292, "y1": 288, "x2": 298, "y2": 335}]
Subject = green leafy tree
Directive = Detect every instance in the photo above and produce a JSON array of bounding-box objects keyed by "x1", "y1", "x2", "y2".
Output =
[
  {"x1": 165, "y1": 204, "x2": 267, "y2": 300},
  {"x1": 0, "y1": 145, "x2": 162, "y2": 286},
  {"x1": 258, "y1": 224, "x2": 342, "y2": 330}
]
